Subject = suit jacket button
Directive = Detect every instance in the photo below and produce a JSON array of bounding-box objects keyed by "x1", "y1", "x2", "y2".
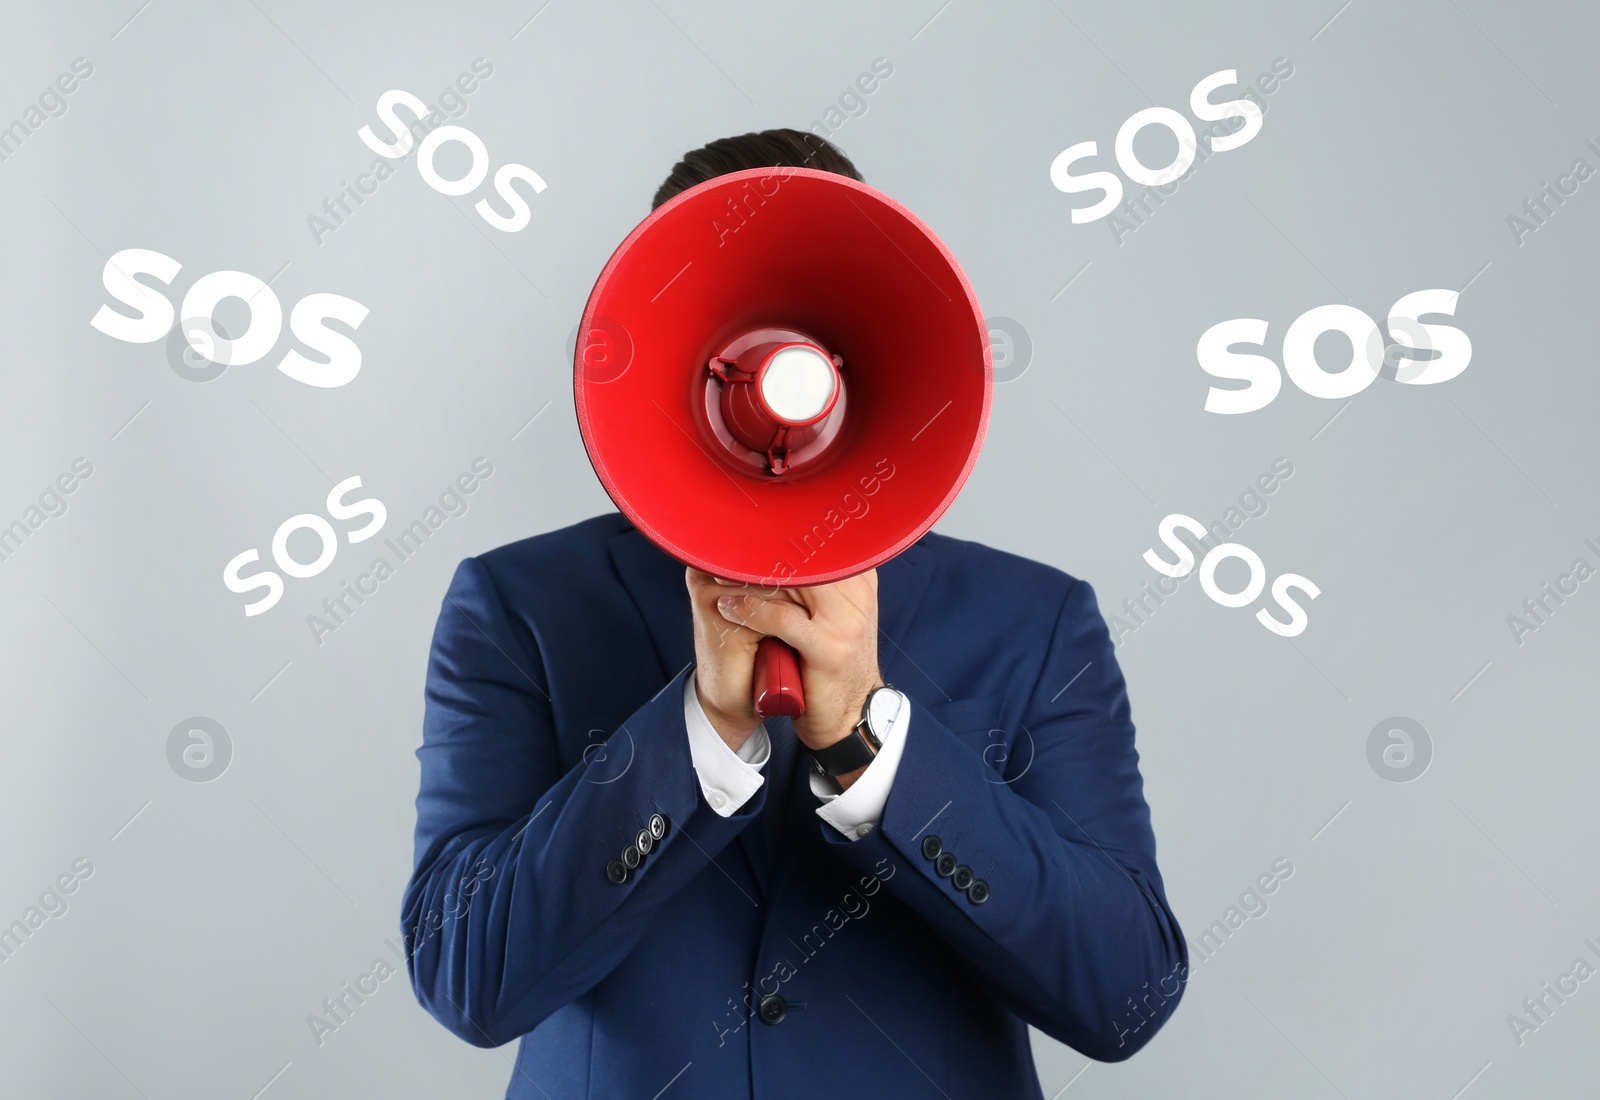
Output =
[
  {"x1": 635, "y1": 828, "x2": 654, "y2": 855},
  {"x1": 952, "y1": 864, "x2": 974, "y2": 891},
  {"x1": 649, "y1": 813, "x2": 669, "y2": 840},
  {"x1": 757, "y1": 993, "x2": 787, "y2": 1025},
  {"x1": 920, "y1": 835, "x2": 942, "y2": 860},
  {"x1": 967, "y1": 879, "x2": 990, "y2": 905},
  {"x1": 934, "y1": 851, "x2": 957, "y2": 878},
  {"x1": 605, "y1": 859, "x2": 628, "y2": 885},
  {"x1": 621, "y1": 844, "x2": 641, "y2": 870}
]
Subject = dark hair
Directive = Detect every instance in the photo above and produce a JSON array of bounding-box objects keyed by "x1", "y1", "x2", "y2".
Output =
[{"x1": 651, "y1": 128, "x2": 862, "y2": 210}]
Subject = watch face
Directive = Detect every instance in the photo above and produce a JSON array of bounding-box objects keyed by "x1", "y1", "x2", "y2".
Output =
[{"x1": 867, "y1": 687, "x2": 902, "y2": 735}]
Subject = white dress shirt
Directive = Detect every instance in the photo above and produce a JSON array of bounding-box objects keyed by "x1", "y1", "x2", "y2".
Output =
[{"x1": 682, "y1": 674, "x2": 910, "y2": 840}]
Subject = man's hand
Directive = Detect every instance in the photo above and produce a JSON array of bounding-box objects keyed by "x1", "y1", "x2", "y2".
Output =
[
  {"x1": 686, "y1": 567, "x2": 772, "y2": 751},
  {"x1": 712, "y1": 571, "x2": 883, "y2": 756}
]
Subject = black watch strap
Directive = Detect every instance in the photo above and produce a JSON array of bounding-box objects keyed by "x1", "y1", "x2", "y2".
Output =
[
  {"x1": 804, "y1": 726, "x2": 879, "y2": 778},
  {"x1": 803, "y1": 685, "x2": 892, "y2": 778}
]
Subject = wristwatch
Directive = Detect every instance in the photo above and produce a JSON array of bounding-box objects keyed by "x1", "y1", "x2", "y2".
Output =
[{"x1": 803, "y1": 684, "x2": 903, "y2": 779}]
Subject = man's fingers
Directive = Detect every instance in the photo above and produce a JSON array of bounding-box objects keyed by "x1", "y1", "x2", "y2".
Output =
[
  {"x1": 687, "y1": 568, "x2": 760, "y2": 652},
  {"x1": 688, "y1": 567, "x2": 782, "y2": 597},
  {"x1": 686, "y1": 566, "x2": 732, "y2": 593},
  {"x1": 791, "y1": 571, "x2": 877, "y2": 627},
  {"x1": 717, "y1": 592, "x2": 813, "y2": 649}
]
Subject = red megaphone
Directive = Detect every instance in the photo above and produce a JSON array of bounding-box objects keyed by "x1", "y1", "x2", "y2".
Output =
[{"x1": 574, "y1": 166, "x2": 991, "y2": 720}]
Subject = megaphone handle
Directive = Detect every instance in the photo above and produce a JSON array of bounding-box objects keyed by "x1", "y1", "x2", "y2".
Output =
[{"x1": 753, "y1": 636, "x2": 806, "y2": 720}]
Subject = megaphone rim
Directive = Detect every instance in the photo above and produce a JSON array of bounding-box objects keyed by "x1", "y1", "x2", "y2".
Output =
[{"x1": 573, "y1": 166, "x2": 993, "y2": 587}]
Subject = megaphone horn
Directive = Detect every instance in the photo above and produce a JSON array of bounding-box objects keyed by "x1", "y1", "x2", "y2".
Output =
[{"x1": 575, "y1": 166, "x2": 993, "y2": 720}]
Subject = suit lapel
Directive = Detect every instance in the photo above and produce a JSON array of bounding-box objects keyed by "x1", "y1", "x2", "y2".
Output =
[
  {"x1": 607, "y1": 525, "x2": 695, "y2": 685},
  {"x1": 874, "y1": 537, "x2": 936, "y2": 668},
  {"x1": 761, "y1": 537, "x2": 941, "y2": 909},
  {"x1": 735, "y1": 713, "x2": 810, "y2": 899}
]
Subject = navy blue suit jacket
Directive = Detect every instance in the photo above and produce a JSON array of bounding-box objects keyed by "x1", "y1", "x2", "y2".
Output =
[{"x1": 403, "y1": 513, "x2": 1186, "y2": 1099}]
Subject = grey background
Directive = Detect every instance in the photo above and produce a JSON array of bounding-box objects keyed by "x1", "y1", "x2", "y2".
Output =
[{"x1": 2, "y1": 0, "x2": 1596, "y2": 1097}]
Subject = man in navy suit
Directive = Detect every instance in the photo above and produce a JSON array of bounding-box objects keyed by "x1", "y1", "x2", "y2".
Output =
[{"x1": 403, "y1": 131, "x2": 1187, "y2": 1099}]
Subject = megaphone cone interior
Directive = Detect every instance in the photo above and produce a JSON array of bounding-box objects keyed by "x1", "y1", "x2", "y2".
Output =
[{"x1": 575, "y1": 166, "x2": 992, "y2": 588}]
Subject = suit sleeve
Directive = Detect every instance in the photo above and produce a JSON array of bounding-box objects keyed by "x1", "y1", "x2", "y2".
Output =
[
  {"x1": 818, "y1": 579, "x2": 1187, "y2": 1061},
  {"x1": 402, "y1": 557, "x2": 766, "y2": 1048}
]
